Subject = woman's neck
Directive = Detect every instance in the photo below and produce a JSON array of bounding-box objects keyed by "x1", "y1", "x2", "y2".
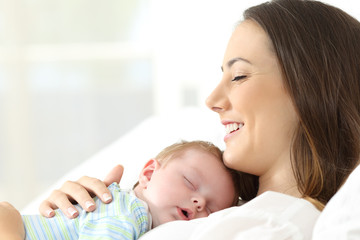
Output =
[{"x1": 257, "y1": 165, "x2": 301, "y2": 198}]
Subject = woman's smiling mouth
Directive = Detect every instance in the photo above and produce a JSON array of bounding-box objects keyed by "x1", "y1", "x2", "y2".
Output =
[
  {"x1": 223, "y1": 122, "x2": 244, "y2": 142},
  {"x1": 225, "y1": 122, "x2": 244, "y2": 134}
]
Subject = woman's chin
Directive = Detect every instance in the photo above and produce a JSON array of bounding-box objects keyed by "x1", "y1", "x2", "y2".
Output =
[
  {"x1": 223, "y1": 148, "x2": 249, "y2": 172},
  {"x1": 223, "y1": 152, "x2": 238, "y2": 169}
]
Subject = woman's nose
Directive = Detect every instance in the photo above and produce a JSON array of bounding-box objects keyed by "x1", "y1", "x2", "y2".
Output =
[{"x1": 205, "y1": 81, "x2": 228, "y2": 113}]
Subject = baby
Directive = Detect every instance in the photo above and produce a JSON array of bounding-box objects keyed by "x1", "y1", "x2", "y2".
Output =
[{"x1": 0, "y1": 140, "x2": 258, "y2": 240}]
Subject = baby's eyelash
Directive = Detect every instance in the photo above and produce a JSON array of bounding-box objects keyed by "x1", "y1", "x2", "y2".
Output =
[
  {"x1": 184, "y1": 176, "x2": 196, "y2": 190},
  {"x1": 232, "y1": 75, "x2": 247, "y2": 81}
]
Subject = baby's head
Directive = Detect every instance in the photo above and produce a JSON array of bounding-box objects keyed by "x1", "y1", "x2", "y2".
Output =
[{"x1": 134, "y1": 140, "x2": 258, "y2": 228}]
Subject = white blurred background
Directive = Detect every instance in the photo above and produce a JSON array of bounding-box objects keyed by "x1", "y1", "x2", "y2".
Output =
[{"x1": 0, "y1": 0, "x2": 359, "y2": 210}]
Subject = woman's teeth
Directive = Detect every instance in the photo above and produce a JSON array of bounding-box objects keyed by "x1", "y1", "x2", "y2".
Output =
[{"x1": 225, "y1": 123, "x2": 244, "y2": 134}]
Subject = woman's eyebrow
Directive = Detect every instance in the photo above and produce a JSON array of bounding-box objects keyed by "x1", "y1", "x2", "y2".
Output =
[{"x1": 221, "y1": 57, "x2": 252, "y2": 72}]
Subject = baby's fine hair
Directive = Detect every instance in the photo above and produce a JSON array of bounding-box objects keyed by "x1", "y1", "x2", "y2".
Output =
[{"x1": 153, "y1": 140, "x2": 258, "y2": 205}]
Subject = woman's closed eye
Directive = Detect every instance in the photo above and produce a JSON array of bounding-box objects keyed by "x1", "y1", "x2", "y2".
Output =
[{"x1": 232, "y1": 75, "x2": 247, "y2": 82}]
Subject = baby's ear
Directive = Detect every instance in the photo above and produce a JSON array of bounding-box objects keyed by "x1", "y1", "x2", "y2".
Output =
[{"x1": 138, "y1": 159, "x2": 160, "y2": 188}]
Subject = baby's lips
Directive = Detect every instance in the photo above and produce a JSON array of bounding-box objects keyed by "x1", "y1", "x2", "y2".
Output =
[{"x1": 177, "y1": 207, "x2": 193, "y2": 220}]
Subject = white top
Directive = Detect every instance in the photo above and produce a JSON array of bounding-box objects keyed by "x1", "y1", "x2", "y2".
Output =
[
  {"x1": 313, "y1": 164, "x2": 360, "y2": 239},
  {"x1": 139, "y1": 191, "x2": 320, "y2": 240}
]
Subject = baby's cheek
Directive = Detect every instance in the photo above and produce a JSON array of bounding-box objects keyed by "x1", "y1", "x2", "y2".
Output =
[{"x1": 149, "y1": 183, "x2": 175, "y2": 202}]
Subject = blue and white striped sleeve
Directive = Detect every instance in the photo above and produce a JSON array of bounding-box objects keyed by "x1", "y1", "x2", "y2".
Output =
[{"x1": 78, "y1": 183, "x2": 150, "y2": 240}]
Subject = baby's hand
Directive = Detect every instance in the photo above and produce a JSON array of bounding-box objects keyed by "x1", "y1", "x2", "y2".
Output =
[{"x1": 0, "y1": 201, "x2": 25, "y2": 240}]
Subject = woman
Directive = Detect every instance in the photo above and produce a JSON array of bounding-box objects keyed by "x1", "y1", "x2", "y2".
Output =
[{"x1": 38, "y1": 0, "x2": 360, "y2": 238}]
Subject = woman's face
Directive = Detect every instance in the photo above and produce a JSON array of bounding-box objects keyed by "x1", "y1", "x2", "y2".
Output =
[{"x1": 206, "y1": 20, "x2": 298, "y2": 176}]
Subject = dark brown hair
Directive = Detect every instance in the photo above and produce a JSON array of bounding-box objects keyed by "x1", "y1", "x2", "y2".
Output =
[{"x1": 244, "y1": 0, "x2": 360, "y2": 208}]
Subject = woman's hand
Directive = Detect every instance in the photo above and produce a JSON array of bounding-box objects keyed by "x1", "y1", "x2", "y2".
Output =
[
  {"x1": 39, "y1": 164, "x2": 124, "y2": 218},
  {"x1": 0, "y1": 201, "x2": 25, "y2": 240}
]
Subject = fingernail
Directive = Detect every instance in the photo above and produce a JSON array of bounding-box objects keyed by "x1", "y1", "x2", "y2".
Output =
[
  {"x1": 103, "y1": 193, "x2": 112, "y2": 202},
  {"x1": 46, "y1": 209, "x2": 54, "y2": 217},
  {"x1": 85, "y1": 201, "x2": 95, "y2": 210},
  {"x1": 67, "y1": 207, "x2": 78, "y2": 217}
]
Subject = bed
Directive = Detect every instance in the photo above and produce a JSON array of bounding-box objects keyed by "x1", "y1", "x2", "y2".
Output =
[{"x1": 21, "y1": 107, "x2": 360, "y2": 239}]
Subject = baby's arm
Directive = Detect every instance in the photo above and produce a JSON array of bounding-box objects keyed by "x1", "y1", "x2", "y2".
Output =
[{"x1": 0, "y1": 202, "x2": 25, "y2": 240}]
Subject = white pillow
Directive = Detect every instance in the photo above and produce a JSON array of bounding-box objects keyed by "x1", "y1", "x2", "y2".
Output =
[
  {"x1": 313, "y1": 163, "x2": 360, "y2": 239},
  {"x1": 21, "y1": 106, "x2": 224, "y2": 214}
]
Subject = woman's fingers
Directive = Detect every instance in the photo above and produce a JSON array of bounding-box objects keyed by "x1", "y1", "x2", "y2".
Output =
[
  {"x1": 38, "y1": 199, "x2": 57, "y2": 218},
  {"x1": 38, "y1": 165, "x2": 124, "y2": 219},
  {"x1": 77, "y1": 176, "x2": 113, "y2": 203},
  {"x1": 103, "y1": 164, "x2": 124, "y2": 186},
  {"x1": 39, "y1": 177, "x2": 111, "y2": 218},
  {"x1": 39, "y1": 182, "x2": 86, "y2": 218}
]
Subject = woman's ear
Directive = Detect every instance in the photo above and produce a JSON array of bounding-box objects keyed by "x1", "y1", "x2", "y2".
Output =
[{"x1": 138, "y1": 159, "x2": 160, "y2": 189}]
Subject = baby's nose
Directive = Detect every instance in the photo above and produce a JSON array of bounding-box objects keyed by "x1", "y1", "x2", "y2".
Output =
[{"x1": 192, "y1": 196, "x2": 206, "y2": 212}]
